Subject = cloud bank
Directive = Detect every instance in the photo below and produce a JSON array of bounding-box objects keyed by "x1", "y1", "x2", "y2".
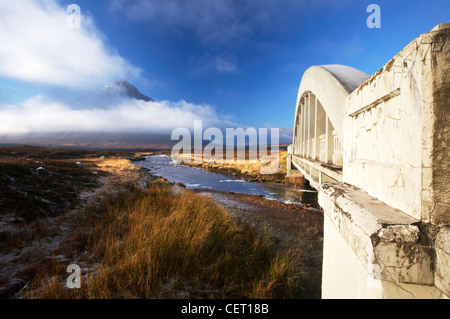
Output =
[
  {"x1": 0, "y1": 96, "x2": 235, "y2": 135},
  {"x1": 0, "y1": 94, "x2": 292, "y2": 144},
  {"x1": 0, "y1": 0, "x2": 140, "y2": 89}
]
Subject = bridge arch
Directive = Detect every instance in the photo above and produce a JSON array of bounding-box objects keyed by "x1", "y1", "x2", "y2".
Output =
[
  {"x1": 287, "y1": 26, "x2": 450, "y2": 299},
  {"x1": 289, "y1": 65, "x2": 369, "y2": 188}
]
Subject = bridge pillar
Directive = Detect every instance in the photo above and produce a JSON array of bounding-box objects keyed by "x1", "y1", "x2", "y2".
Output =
[
  {"x1": 307, "y1": 93, "x2": 312, "y2": 159},
  {"x1": 325, "y1": 117, "x2": 333, "y2": 164},
  {"x1": 302, "y1": 98, "x2": 307, "y2": 157},
  {"x1": 313, "y1": 95, "x2": 318, "y2": 160}
]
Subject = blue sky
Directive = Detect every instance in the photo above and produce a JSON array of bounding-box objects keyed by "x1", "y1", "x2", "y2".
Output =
[{"x1": 0, "y1": 0, "x2": 448, "y2": 134}]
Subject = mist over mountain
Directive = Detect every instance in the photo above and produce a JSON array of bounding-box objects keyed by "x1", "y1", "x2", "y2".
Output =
[
  {"x1": 0, "y1": 131, "x2": 174, "y2": 150},
  {"x1": 0, "y1": 80, "x2": 292, "y2": 149},
  {"x1": 101, "y1": 80, "x2": 153, "y2": 102}
]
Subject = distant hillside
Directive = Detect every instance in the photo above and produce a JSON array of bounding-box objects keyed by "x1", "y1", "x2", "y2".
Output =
[{"x1": 0, "y1": 132, "x2": 174, "y2": 150}]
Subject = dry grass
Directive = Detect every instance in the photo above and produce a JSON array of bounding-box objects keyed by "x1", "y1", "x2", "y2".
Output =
[
  {"x1": 0, "y1": 146, "x2": 305, "y2": 299},
  {"x1": 25, "y1": 182, "x2": 300, "y2": 299},
  {"x1": 0, "y1": 145, "x2": 136, "y2": 223},
  {"x1": 82, "y1": 157, "x2": 139, "y2": 174},
  {"x1": 0, "y1": 146, "x2": 137, "y2": 297}
]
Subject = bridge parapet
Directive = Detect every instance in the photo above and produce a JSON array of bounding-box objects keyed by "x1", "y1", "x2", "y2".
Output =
[
  {"x1": 288, "y1": 24, "x2": 450, "y2": 298},
  {"x1": 343, "y1": 26, "x2": 449, "y2": 223},
  {"x1": 319, "y1": 183, "x2": 439, "y2": 298}
]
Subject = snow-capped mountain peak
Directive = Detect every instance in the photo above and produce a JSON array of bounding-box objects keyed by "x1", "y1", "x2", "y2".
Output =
[{"x1": 102, "y1": 79, "x2": 153, "y2": 102}]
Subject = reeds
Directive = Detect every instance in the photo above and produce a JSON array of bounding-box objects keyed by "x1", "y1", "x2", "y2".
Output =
[{"x1": 26, "y1": 182, "x2": 301, "y2": 299}]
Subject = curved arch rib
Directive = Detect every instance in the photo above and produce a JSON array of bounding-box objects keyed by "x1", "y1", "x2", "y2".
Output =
[{"x1": 293, "y1": 65, "x2": 369, "y2": 146}]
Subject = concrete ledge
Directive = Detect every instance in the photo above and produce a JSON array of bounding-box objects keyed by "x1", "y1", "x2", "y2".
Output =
[
  {"x1": 319, "y1": 183, "x2": 434, "y2": 286},
  {"x1": 292, "y1": 155, "x2": 342, "y2": 182}
]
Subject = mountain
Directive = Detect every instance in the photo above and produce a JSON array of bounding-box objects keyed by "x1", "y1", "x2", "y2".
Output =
[
  {"x1": 0, "y1": 132, "x2": 174, "y2": 150},
  {"x1": 101, "y1": 79, "x2": 153, "y2": 102}
]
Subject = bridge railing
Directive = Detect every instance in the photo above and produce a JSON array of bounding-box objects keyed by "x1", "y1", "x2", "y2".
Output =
[
  {"x1": 319, "y1": 134, "x2": 326, "y2": 162},
  {"x1": 332, "y1": 131, "x2": 342, "y2": 165}
]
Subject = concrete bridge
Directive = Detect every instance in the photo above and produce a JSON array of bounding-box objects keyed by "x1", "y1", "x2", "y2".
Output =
[{"x1": 287, "y1": 24, "x2": 449, "y2": 299}]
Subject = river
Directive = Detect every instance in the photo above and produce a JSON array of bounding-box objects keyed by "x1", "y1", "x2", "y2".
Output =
[{"x1": 136, "y1": 155, "x2": 319, "y2": 208}]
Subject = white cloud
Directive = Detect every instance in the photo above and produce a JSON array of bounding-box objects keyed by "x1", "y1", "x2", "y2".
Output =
[
  {"x1": 0, "y1": 95, "x2": 235, "y2": 134},
  {"x1": 0, "y1": 0, "x2": 140, "y2": 88},
  {"x1": 214, "y1": 57, "x2": 237, "y2": 73}
]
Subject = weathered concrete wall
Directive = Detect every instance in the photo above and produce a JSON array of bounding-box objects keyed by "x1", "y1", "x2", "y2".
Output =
[
  {"x1": 322, "y1": 213, "x2": 383, "y2": 298},
  {"x1": 343, "y1": 26, "x2": 450, "y2": 224},
  {"x1": 429, "y1": 25, "x2": 450, "y2": 228},
  {"x1": 312, "y1": 24, "x2": 449, "y2": 299},
  {"x1": 288, "y1": 24, "x2": 449, "y2": 298},
  {"x1": 319, "y1": 183, "x2": 446, "y2": 299}
]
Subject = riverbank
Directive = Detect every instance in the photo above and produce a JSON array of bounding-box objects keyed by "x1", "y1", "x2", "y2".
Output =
[
  {"x1": 134, "y1": 153, "x2": 323, "y2": 298},
  {"x1": 177, "y1": 150, "x2": 288, "y2": 184},
  {"x1": 0, "y1": 146, "x2": 143, "y2": 297},
  {"x1": 0, "y1": 146, "x2": 322, "y2": 299},
  {"x1": 193, "y1": 189, "x2": 323, "y2": 298}
]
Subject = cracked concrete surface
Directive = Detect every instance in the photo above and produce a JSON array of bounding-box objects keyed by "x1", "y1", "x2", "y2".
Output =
[
  {"x1": 289, "y1": 24, "x2": 448, "y2": 298},
  {"x1": 318, "y1": 24, "x2": 449, "y2": 298},
  {"x1": 320, "y1": 183, "x2": 440, "y2": 298}
]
